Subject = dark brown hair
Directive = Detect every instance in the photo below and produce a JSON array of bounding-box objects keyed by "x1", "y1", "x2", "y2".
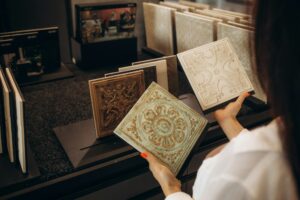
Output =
[{"x1": 254, "y1": 0, "x2": 300, "y2": 195}]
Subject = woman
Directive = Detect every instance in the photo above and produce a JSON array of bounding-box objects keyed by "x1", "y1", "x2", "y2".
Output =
[{"x1": 140, "y1": 0, "x2": 300, "y2": 199}]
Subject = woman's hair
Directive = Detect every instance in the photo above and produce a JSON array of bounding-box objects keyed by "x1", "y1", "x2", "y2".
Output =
[{"x1": 254, "y1": 0, "x2": 300, "y2": 195}]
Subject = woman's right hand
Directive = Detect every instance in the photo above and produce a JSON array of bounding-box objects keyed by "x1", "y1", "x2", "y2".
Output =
[
  {"x1": 141, "y1": 152, "x2": 182, "y2": 197},
  {"x1": 213, "y1": 92, "x2": 250, "y2": 140}
]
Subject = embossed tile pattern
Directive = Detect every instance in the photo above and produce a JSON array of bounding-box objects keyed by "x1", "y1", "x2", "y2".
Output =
[{"x1": 114, "y1": 82, "x2": 208, "y2": 174}]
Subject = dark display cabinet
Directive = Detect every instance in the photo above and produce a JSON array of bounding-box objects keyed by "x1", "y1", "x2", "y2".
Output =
[
  {"x1": 71, "y1": 36, "x2": 137, "y2": 69},
  {"x1": 70, "y1": 2, "x2": 138, "y2": 69},
  {"x1": 0, "y1": 27, "x2": 73, "y2": 85}
]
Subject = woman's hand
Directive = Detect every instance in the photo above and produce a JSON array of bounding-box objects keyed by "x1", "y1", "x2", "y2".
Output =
[
  {"x1": 141, "y1": 152, "x2": 181, "y2": 196},
  {"x1": 214, "y1": 92, "x2": 250, "y2": 140}
]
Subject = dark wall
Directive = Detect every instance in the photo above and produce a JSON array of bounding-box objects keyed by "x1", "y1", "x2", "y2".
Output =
[
  {"x1": 2, "y1": 0, "x2": 161, "y2": 63},
  {"x1": 4, "y1": 0, "x2": 72, "y2": 62},
  {"x1": 0, "y1": 0, "x2": 9, "y2": 32}
]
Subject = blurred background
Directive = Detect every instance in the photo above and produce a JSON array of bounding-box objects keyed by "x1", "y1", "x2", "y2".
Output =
[{"x1": 0, "y1": 0, "x2": 249, "y2": 65}]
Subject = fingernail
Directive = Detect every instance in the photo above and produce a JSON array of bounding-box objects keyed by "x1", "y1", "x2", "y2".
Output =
[{"x1": 140, "y1": 152, "x2": 148, "y2": 159}]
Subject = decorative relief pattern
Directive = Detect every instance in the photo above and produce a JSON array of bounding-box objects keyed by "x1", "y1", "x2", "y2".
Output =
[
  {"x1": 217, "y1": 23, "x2": 266, "y2": 102},
  {"x1": 175, "y1": 12, "x2": 214, "y2": 53},
  {"x1": 178, "y1": 38, "x2": 254, "y2": 112},
  {"x1": 114, "y1": 82, "x2": 208, "y2": 174},
  {"x1": 105, "y1": 66, "x2": 157, "y2": 88},
  {"x1": 89, "y1": 71, "x2": 145, "y2": 138},
  {"x1": 143, "y1": 3, "x2": 175, "y2": 55}
]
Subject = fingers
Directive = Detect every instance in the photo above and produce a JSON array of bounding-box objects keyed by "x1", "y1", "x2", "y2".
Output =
[
  {"x1": 140, "y1": 151, "x2": 161, "y2": 167},
  {"x1": 140, "y1": 151, "x2": 156, "y2": 162},
  {"x1": 236, "y1": 92, "x2": 250, "y2": 105},
  {"x1": 140, "y1": 151, "x2": 164, "y2": 174},
  {"x1": 140, "y1": 152, "x2": 148, "y2": 159}
]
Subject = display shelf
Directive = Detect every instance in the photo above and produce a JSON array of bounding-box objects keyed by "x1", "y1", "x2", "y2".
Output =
[
  {"x1": 54, "y1": 119, "x2": 133, "y2": 169},
  {"x1": 0, "y1": 146, "x2": 40, "y2": 195},
  {"x1": 20, "y1": 63, "x2": 74, "y2": 86},
  {"x1": 53, "y1": 94, "x2": 208, "y2": 170},
  {"x1": 0, "y1": 107, "x2": 272, "y2": 199},
  {"x1": 0, "y1": 60, "x2": 273, "y2": 199}
]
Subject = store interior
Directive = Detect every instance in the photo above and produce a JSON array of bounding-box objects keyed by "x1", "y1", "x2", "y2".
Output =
[{"x1": 0, "y1": 0, "x2": 273, "y2": 199}]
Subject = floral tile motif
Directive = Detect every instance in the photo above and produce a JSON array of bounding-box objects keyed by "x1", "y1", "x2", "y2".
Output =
[{"x1": 114, "y1": 82, "x2": 208, "y2": 174}]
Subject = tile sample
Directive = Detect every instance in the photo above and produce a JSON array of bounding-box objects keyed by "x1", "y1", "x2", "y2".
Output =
[
  {"x1": 119, "y1": 59, "x2": 169, "y2": 91},
  {"x1": 143, "y1": 3, "x2": 176, "y2": 55},
  {"x1": 217, "y1": 23, "x2": 266, "y2": 102},
  {"x1": 89, "y1": 71, "x2": 145, "y2": 138},
  {"x1": 177, "y1": 38, "x2": 254, "y2": 113},
  {"x1": 0, "y1": 69, "x2": 16, "y2": 161},
  {"x1": 212, "y1": 8, "x2": 251, "y2": 20},
  {"x1": 105, "y1": 65, "x2": 156, "y2": 88},
  {"x1": 227, "y1": 21, "x2": 254, "y2": 30},
  {"x1": 132, "y1": 55, "x2": 179, "y2": 96},
  {"x1": 195, "y1": 9, "x2": 238, "y2": 22},
  {"x1": 114, "y1": 82, "x2": 208, "y2": 175},
  {"x1": 175, "y1": 12, "x2": 215, "y2": 52},
  {"x1": 6, "y1": 68, "x2": 27, "y2": 173},
  {"x1": 160, "y1": 1, "x2": 191, "y2": 12},
  {"x1": 179, "y1": 0, "x2": 210, "y2": 10}
]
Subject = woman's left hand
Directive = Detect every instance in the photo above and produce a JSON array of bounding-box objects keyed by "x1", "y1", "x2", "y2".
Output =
[
  {"x1": 141, "y1": 152, "x2": 182, "y2": 196},
  {"x1": 214, "y1": 92, "x2": 249, "y2": 140}
]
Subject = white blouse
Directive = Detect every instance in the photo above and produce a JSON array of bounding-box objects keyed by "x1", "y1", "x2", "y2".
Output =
[{"x1": 166, "y1": 120, "x2": 298, "y2": 200}]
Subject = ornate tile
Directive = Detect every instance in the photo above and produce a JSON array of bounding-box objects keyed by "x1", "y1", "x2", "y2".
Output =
[
  {"x1": 89, "y1": 71, "x2": 145, "y2": 138},
  {"x1": 114, "y1": 82, "x2": 208, "y2": 174},
  {"x1": 178, "y1": 38, "x2": 254, "y2": 112}
]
